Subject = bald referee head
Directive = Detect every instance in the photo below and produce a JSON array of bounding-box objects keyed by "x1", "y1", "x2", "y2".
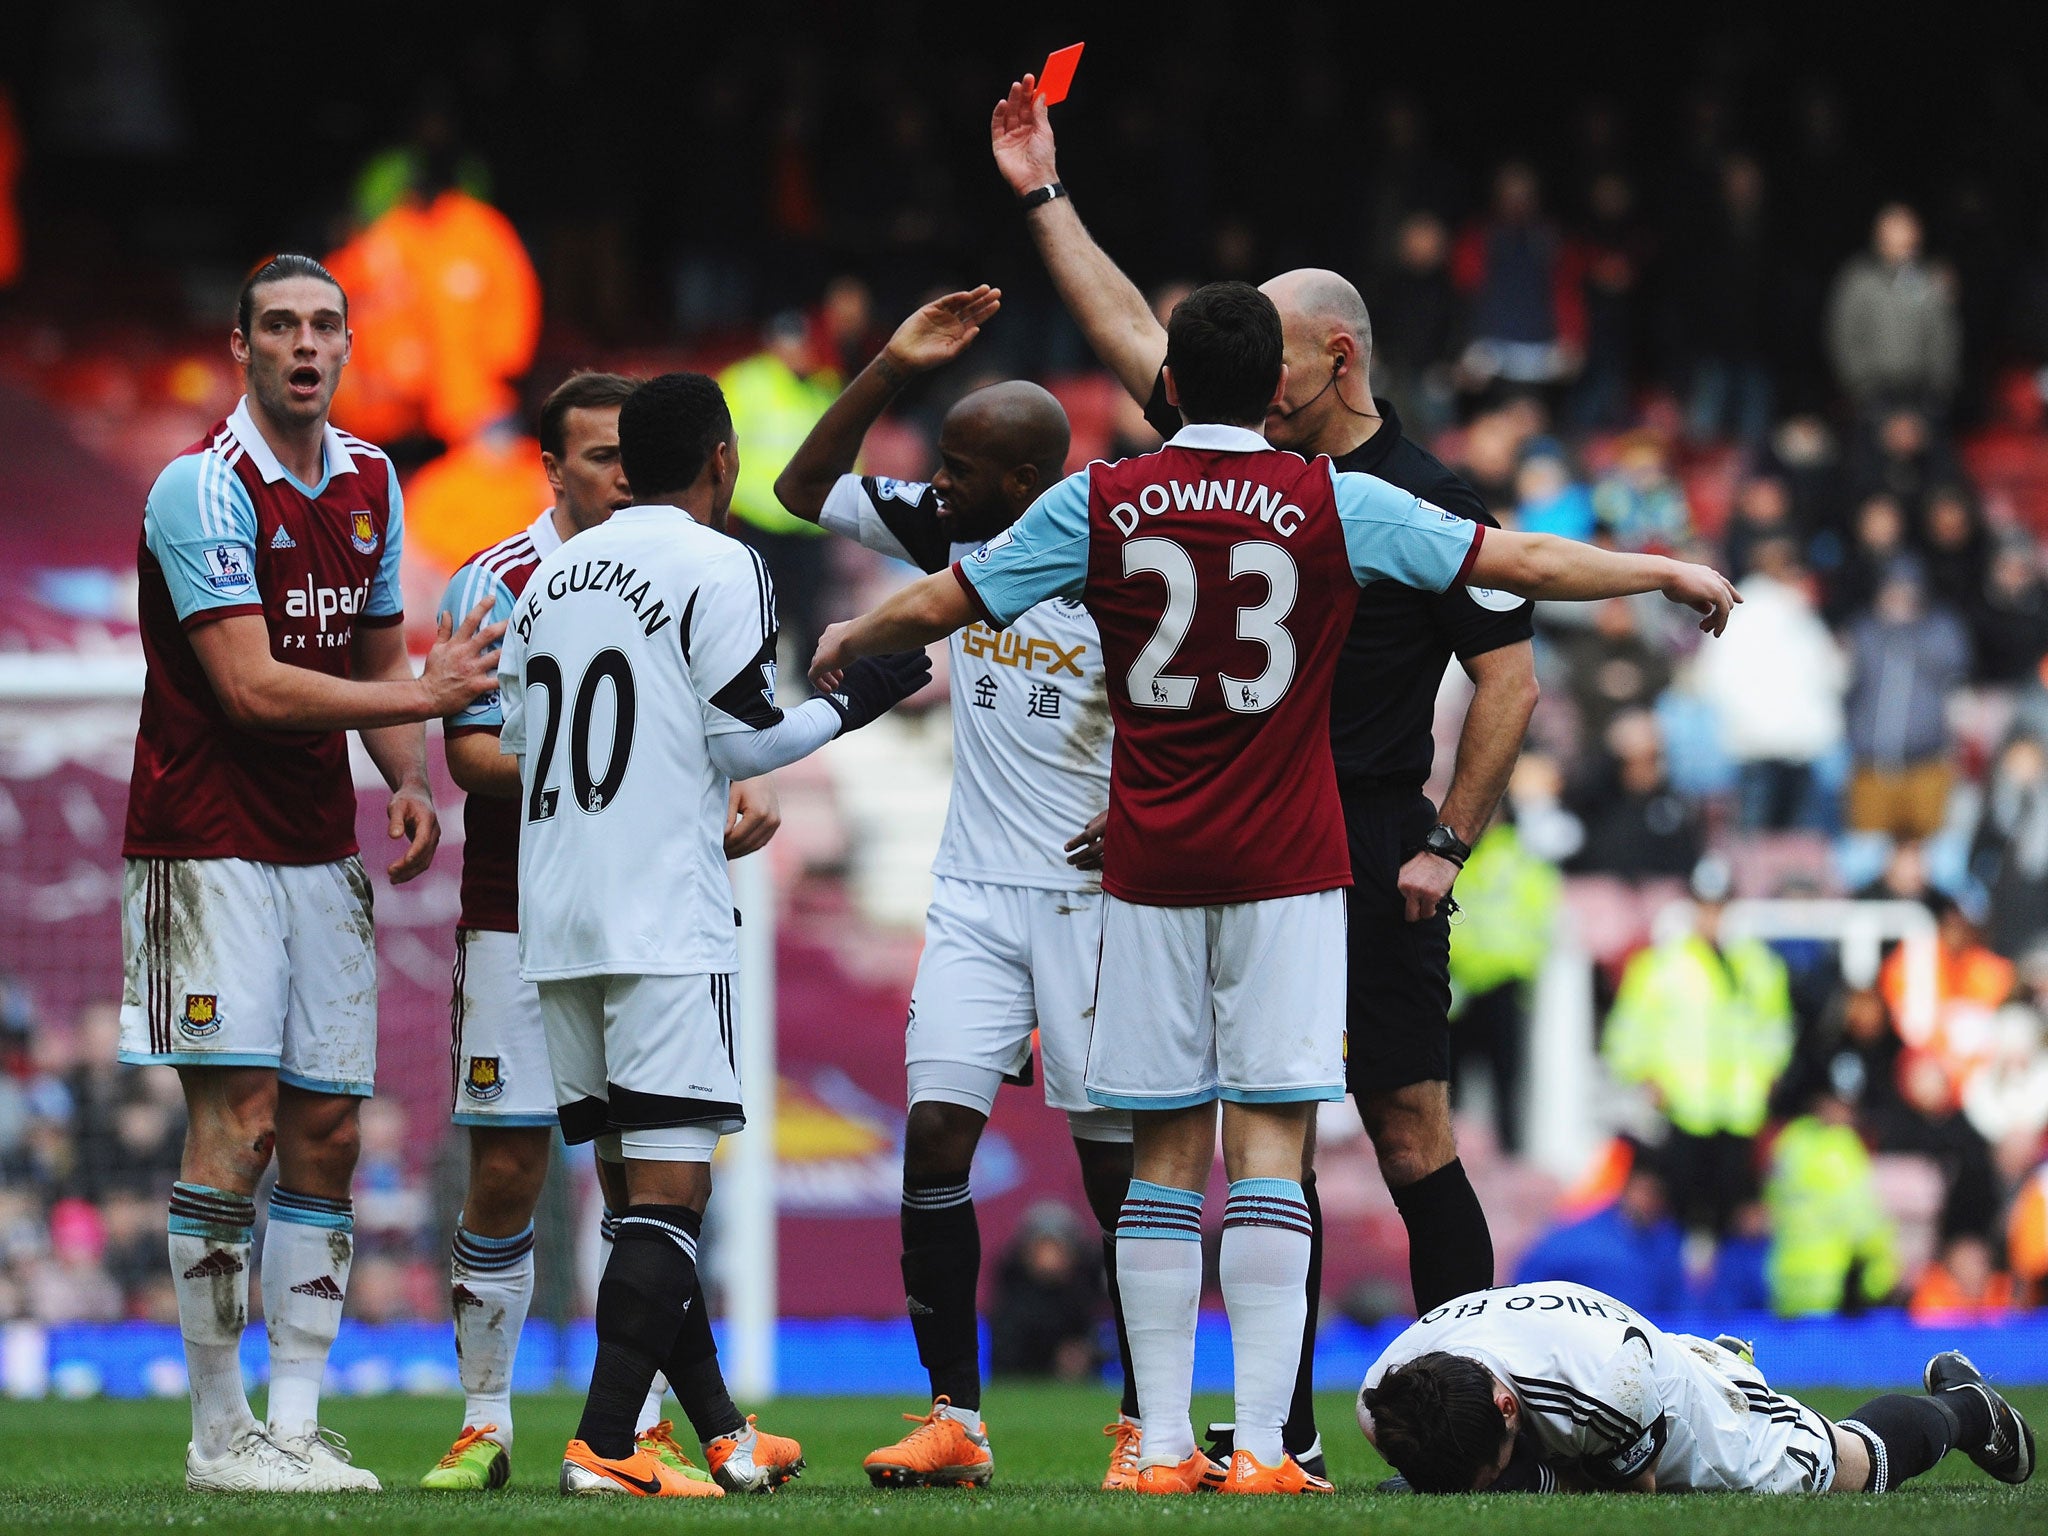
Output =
[
  {"x1": 931, "y1": 379, "x2": 1070, "y2": 541},
  {"x1": 1257, "y1": 267, "x2": 1379, "y2": 455}
]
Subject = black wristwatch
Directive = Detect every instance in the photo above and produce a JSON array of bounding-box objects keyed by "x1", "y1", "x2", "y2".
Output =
[
  {"x1": 1422, "y1": 823, "x2": 1471, "y2": 868},
  {"x1": 1019, "y1": 180, "x2": 1067, "y2": 210}
]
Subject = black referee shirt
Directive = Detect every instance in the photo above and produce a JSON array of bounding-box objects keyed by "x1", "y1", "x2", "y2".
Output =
[{"x1": 1144, "y1": 384, "x2": 1533, "y2": 786}]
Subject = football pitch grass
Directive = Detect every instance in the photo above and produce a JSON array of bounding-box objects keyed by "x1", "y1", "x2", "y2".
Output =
[{"x1": 0, "y1": 1385, "x2": 2041, "y2": 1534}]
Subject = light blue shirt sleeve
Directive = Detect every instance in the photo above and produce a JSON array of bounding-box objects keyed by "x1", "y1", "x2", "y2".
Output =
[
  {"x1": 366, "y1": 468, "x2": 405, "y2": 618},
  {"x1": 142, "y1": 451, "x2": 261, "y2": 623},
  {"x1": 956, "y1": 468, "x2": 1093, "y2": 628},
  {"x1": 437, "y1": 557, "x2": 514, "y2": 729},
  {"x1": 1330, "y1": 465, "x2": 1482, "y2": 592}
]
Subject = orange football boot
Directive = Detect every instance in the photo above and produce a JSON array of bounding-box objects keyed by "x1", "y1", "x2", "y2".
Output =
[
  {"x1": 1216, "y1": 1447, "x2": 1335, "y2": 1494},
  {"x1": 703, "y1": 1415, "x2": 806, "y2": 1493},
  {"x1": 559, "y1": 1439, "x2": 723, "y2": 1497},
  {"x1": 863, "y1": 1397, "x2": 994, "y2": 1488},
  {"x1": 1131, "y1": 1447, "x2": 1224, "y2": 1493},
  {"x1": 1101, "y1": 1418, "x2": 1143, "y2": 1491}
]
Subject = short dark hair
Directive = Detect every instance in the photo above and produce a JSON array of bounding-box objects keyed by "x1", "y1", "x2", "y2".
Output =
[
  {"x1": 539, "y1": 371, "x2": 638, "y2": 459},
  {"x1": 1361, "y1": 1353, "x2": 1508, "y2": 1494},
  {"x1": 618, "y1": 372, "x2": 733, "y2": 497},
  {"x1": 1163, "y1": 281, "x2": 1284, "y2": 425},
  {"x1": 237, "y1": 254, "x2": 347, "y2": 337}
]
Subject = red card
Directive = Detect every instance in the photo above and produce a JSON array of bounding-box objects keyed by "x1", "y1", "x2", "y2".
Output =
[{"x1": 1036, "y1": 42, "x2": 1084, "y2": 106}]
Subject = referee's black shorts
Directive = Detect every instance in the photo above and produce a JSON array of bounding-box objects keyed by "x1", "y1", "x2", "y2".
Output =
[{"x1": 1340, "y1": 780, "x2": 1453, "y2": 1099}]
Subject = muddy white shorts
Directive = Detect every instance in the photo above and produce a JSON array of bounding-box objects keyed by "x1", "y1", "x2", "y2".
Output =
[
  {"x1": 1658, "y1": 1333, "x2": 1839, "y2": 1493},
  {"x1": 118, "y1": 856, "x2": 378, "y2": 1096},
  {"x1": 1084, "y1": 889, "x2": 1347, "y2": 1110},
  {"x1": 451, "y1": 928, "x2": 558, "y2": 1126},
  {"x1": 906, "y1": 877, "x2": 1128, "y2": 1141},
  {"x1": 538, "y1": 971, "x2": 745, "y2": 1161}
]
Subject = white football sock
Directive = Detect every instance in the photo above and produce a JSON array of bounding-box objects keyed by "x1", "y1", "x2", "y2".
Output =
[
  {"x1": 168, "y1": 1182, "x2": 258, "y2": 1459},
  {"x1": 451, "y1": 1220, "x2": 536, "y2": 1449},
  {"x1": 1219, "y1": 1179, "x2": 1312, "y2": 1467},
  {"x1": 1116, "y1": 1180, "x2": 1205, "y2": 1465},
  {"x1": 260, "y1": 1187, "x2": 353, "y2": 1436}
]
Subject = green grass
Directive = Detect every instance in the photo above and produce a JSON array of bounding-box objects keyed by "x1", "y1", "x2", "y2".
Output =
[{"x1": 0, "y1": 1385, "x2": 2040, "y2": 1534}]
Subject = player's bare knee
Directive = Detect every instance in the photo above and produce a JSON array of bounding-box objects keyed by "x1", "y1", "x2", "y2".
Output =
[
  {"x1": 178, "y1": 1067, "x2": 278, "y2": 1190},
  {"x1": 466, "y1": 1127, "x2": 551, "y2": 1227},
  {"x1": 904, "y1": 1100, "x2": 985, "y2": 1180},
  {"x1": 274, "y1": 1091, "x2": 362, "y2": 1198}
]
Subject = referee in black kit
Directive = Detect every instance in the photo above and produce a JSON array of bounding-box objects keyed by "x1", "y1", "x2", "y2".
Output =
[{"x1": 992, "y1": 80, "x2": 1539, "y2": 1476}]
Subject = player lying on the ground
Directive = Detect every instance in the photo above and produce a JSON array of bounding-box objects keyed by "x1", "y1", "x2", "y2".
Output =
[
  {"x1": 1358, "y1": 1280, "x2": 2035, "y2": 1494},
  {"x1": 421, "y1": 369, "x2": 781, "y2": 1492},
  {"x1": 500, "y1": 372, "x2": 930, "y2": 1498},
  {"x1": 776, "y1": 288, "x2": 1145, "y2": 1489}
]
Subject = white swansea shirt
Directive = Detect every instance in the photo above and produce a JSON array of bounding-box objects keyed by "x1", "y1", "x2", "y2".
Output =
[
  {"x1": 499, "y1": 505, "x2": 782, "y2": 979},
  {"x1": 822, "y1": 474, "x2": 1109, "y2": 891}
]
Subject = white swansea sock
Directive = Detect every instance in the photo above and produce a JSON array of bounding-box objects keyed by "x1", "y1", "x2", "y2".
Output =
[
  {"x1": 604, "y1": 1205, "x2": 672, "y2": 1435},
  {"x1": 452, "y1": 1220, "x2": 536, "y2": 1449},
  {"x1": 260, "y1": 1187, "x2": 353, "y2": 1436},
  {"x1": 1115, "y1": 1179, "x2": 1205, "y2": 1465},
  {"x1": 168, "y1": 1182, "x2": 258, "y2": 1459},
  {"x1": 1219, "y1": 1179, "x2": 1311, "y2": 1467}
]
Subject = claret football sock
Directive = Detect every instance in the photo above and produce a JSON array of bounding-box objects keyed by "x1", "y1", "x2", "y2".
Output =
[
  {"x1": 900, "y1": 1172, "x2": 981, "y2": 1411},
  {"x1": 450, "y1": 1219, "x2": 536, "y2": 1449},
  {"x1": 664, "y1": 1271, "x2": 745, "y2": 1444},
  {"x1": 168, "y1": 1182, "x2": 259, "y2": 1459},
  {"x1": 1102, "y1": 1230, "x2": 1140, "y2": 1421},
  {"x1": 578, "y1": 1204, "x2": 702, "y2": 1460},
  {"x1": 1390, "y1": 1158, "x2": 1494, "y2": 1314},
  {"x1": 1116, "y1": 1180, "x2": 1205, "y2": 1463},
  {"x1": 1282, "y1": 1173, "x2": 1323, "y2": 1457},
  {"x1": 1839, "y1": 1393, "x2": 1971, "y2": 1491},
  {"x1": 261, "y1": 1187, "x2": 354, "y2": 1436},
  {"x1": 1219, "y1": 1179, "x2": 1311, "y2": 1467}
]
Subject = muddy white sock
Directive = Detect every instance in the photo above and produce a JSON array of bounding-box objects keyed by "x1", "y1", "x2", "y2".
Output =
[
  {"x1": 260, "y1": 1187, "x2": 353, "y2": 1436},
  {"x1": 168, "y1": 1182, "x2": 258, "y2": 1459},
  {"x1": 452, "y1": 1220, "x2": 535, "y2": 1449}
]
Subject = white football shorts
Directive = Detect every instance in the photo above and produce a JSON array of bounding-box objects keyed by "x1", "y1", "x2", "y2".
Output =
[
  {"x1": 118, "y1": 855, "x2": 378, "y2": 1096},
  {"x1": 1658, "y1": 1334, "x2": 1838, "y2": 1493},
  {"x1": 1084, "y1": 889, "x2": 1347, "y2": 1110},
  {"x1": 450, "y1": 928, "x2": 558, "y2": 1127},
  {"x1": 538, "y1": 971, "x2": 744, "y2": 1161},
  {"x1": 906, "y1": 877, "x2": 1128, "y2": 1142}
]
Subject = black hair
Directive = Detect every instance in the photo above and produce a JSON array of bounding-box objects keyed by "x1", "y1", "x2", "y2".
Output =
[
  {"x1": 237, "y1": 254, "x2": 347, "y2": 337},
  {"x1": 1163, "y1": 280, "x2": 1284, "y2": 425},
  {"x1": 539, "y1": 371, "x2": 638, "y2": 459},
  {"x1": 617, "y1": 372, "x2": 733, "y2": 497},
  {"x1": 1361, "y1": 1353, "x2": 1509, "y2": 1494}
]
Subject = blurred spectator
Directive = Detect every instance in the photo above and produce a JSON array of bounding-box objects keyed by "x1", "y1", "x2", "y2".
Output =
[
  {"x1": 1764, "y1": 1090, "x2": 1900, "y2": 1316},
  {"x1": 1557, "y1": 599, "x2": 1672, "y2": 748},
  {"x1": 353, "y1": 1099, "x2": 431, "y2": 1254},
  {"x1": 1569, "y1": 172, "x2": 1645, "y2": 431},
  {"x1": 1851, "y1": 408, "x2": 1964, "y2": 524},
  {"x1": 1879, "y1": 895, "x2": 2015, "y2": 1141},
  {"x1": 1972, "y1": 537, "x2": 2048, "y2": 685},
  {"x1": 1844, "y1": 558, "x2": 1972, "y2": 841},
  {"x1": 2011, "y1": 1161, "x2": 2048, "y2": 1304},
  {"x1": 1825, "y1": 203, "x2": 1962, "y2": 418},
  {"x1": 988, "y1": 1202, "x2": 1103, "y2": 1383},
  {"x1": 1602, "y1": 857, "x2": 1794, "y2": 1241},
  {"x1": 1512, "y1": 438, "x2": 1595, "y2": 540},
  {"x1": 810, "y1": 275, "x2": 877, "y2": 381},
  {"x1": 1824, "y1": 492, "x2": 1910, "y2": 625},
  {"x1": 1513, "y1": 1155, "x2": 1685, "y2": 1312},
  {"x1": 1969, "y1": 737, "x2": 2048, "y2": 956},
  {"x1": 1695, "y1": 537, "x2": 1847, "y2": 831},
  {"x1": 1453, "y1": 162, "x2": 1585, "y2": 404},
  {"x1": 1908, "y1": 1233, "x2": 2016, "y2": 1322},
  {"x1": 719, "y1": 310, "x2": 836, "y2": 663},
  {"x1": 1567, "y1": 711, "x2": 1702, "y2": 880},
  {"x1": 1920, "y1": 485, "x2": 1992, "y2": 637},
  {"x1": 23, "y1": 1197, "x2": 123, "y2": 1323},
  {"x1": 1958, "y1": 1000, "x2": 2048, "y2": 1167},
  {"x1": 1447, "y1": 812, "x2": 1561, "y2": 1156},
  {"x1": 1370, "y1": 211, "x2": 1460, "y2": 434},
  {"x1": 1591, "y1": 430, "x2": 1691, "y2": 550},
  {"x1": 1678, "y1": 154, "x2": 1776, "y2": 446},
  {"x1": 1722, "y1": 475, "x2": 1798, "y2": 581}
]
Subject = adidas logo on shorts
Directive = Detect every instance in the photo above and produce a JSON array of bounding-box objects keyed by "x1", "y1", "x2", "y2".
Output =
[
  {"x1": 452, "y1": 1283, "x2": 484, "y2": 1309},
  {"x1": 181, "y1": 1248, "x2": 244, "y2": 1280},
  {"x1": 289, "y1": 1274, "x2": 346, "y2": 1301},
  {"x1": 270, "y1": 526, "x2": 297, "y2": 550}
]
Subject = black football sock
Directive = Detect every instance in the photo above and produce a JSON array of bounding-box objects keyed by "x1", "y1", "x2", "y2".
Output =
[
  {"x1": 663, "y1": 1271, "x2": 745, "y2": 1444},
  {"x1": 900, "y1": 1172, "x2": 981, "y2": 1411},
  {"x1": 1102, "y1": 1231, "x2": 1139, "y2": 1420},
  {"x1": 1390, "y1": 1157, "x2": 1494, "y2": 1314},
  {"x1": 1283, "y1": 1172, "x2": 1323, "y2": 1455},
  {"x1": 576, "y1": 1204, "x2": 702, "y2": 1460},
  {"x1": 1840, "y1": 1392, "x2": 1980, "y2": 1491}
]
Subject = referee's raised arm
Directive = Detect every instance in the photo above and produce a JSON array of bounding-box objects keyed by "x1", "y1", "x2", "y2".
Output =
[{"x1": 991, "y1": 76, "x2": 1165, "y2": 403}]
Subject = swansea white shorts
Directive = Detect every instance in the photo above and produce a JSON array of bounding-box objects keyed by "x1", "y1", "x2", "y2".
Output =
[
  {"x1": 1084, "y1": 889, "x2": 1347, "y2": 1110},
  {"x1": 451, "y1": 928, "x2": 558, "y2": 1127},
  {"x1": 118, "y1": 855, "x2": 378, "y2": 1096},
  {"x1": 538, "y1": 971, "x2": 744, "y2": 1161},
  {"x1": 1659, "y1": 1334, "x2": 1838, "y2": 1493}
]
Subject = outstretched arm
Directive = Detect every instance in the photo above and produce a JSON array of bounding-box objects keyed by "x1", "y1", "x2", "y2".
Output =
[
  {"x1": 810, "y1": 571, "x2": 974, "y2": 687},
  {"x1": 1469, "y1": 530, "x2": 1740, "y2": 635},
  {"x1": 992, "y1": 76, "x2": 1166, "y2": 403},
  {"x1": 774, "y1": 286, "x2": 1002, "y2": 521}
]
